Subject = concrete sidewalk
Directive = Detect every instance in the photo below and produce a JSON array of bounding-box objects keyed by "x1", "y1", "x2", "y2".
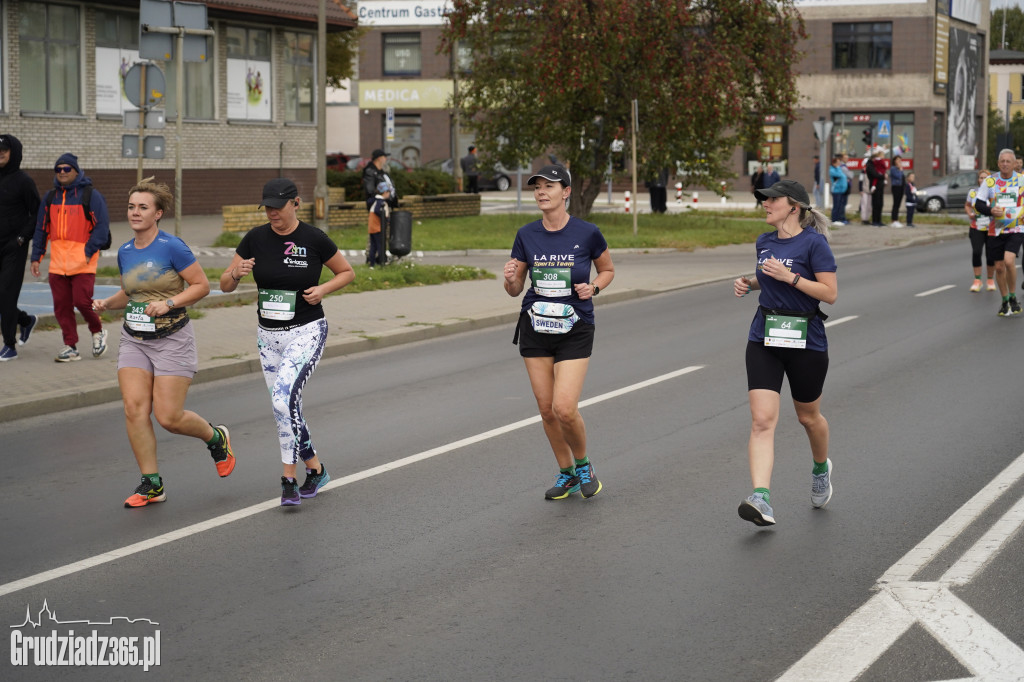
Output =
[{"x1": 1, "y1": 206, "x2": 964, "y2": 423}]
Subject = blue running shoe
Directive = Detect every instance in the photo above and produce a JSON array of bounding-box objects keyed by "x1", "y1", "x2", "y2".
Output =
[
  {"x1": 18, "y1": 315, "x2": 37, "y2": 346},
  {"x1": 299, "y1": 464, "x2": 331, "y2": 498},
  {"x1": 544, "y1": 471, "x2": 580, "y2": 500},
  {"x1": 281, "y1": 477, "x2": 301, "y2": 506},
  {"x1": 576, "y1": 462, "x2": 602, "y2": 498},
  {"x1": 0, "y1": 345, "x2": 17, "y2": 361}
]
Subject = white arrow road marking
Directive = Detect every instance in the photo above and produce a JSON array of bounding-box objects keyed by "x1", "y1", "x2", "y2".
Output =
[{"x1": 779, "y1": 451, "x2": 1024, "y2": 681}]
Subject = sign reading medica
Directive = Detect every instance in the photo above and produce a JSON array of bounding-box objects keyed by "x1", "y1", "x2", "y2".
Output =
[{"x1": 358, "y1": 1, "x2": 452, "y2": 26}]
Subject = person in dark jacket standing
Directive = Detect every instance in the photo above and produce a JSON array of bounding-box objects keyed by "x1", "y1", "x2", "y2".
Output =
[
  {"x1": 865, "y1": 148, "x2": 887, "y2": 227},
  {"x1": 461, "y1": 145, "x2": 480, "y2": 194},
  {"x1": 0, "y1": 134, "x2": 41, "y2": 361},
  {"x1": 889, "y1": 155, "x2": 905, "y2": 227},
  {"x1": 362, "y1": 149, "x2": 397, "y2": 210}
]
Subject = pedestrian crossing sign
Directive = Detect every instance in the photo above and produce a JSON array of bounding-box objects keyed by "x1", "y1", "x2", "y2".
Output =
[{"x1": 876, "y1": 120, "x2": 891, "y2": 139}]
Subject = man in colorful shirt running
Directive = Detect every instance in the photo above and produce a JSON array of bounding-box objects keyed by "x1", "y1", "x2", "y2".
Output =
[{"x1": 975, "y1": 149, "x2": 1024, "y2": 316}]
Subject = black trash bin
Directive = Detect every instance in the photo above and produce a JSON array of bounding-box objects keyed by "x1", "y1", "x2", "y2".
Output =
[{"x1": 389, "y1": 210, "x2": 413, "y2": 258}]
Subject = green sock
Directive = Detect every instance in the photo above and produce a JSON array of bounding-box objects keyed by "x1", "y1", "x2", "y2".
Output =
[
  {"x1": 1004, "y1": 295, "x2": 1010, "y2": 302},
  {"x1": 812, "y1": 461, "x2": 829, "y2": 475},
  {"x1": 560, "y1": 466, "x2": 576, "y2": 475},
  {"x1": 143, "y1": 472, "x2": 161, "y2": 488},
  {"x1": 754, "y1": 487, "x2": 770, "y2": 504},
  {"x1": 975, "y1": 275, "x2": 982, "y2": 280},
  {"x1": 574, "y1": 457, "x2": 590, "y2": 468},
  {"x1": 205, "y1": 424, "x2": 222, "y2": 447}
]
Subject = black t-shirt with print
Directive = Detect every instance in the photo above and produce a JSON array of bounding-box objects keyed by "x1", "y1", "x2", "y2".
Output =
[{"x1": 237, "y1": 221, "x2": 339, "y2": 328}]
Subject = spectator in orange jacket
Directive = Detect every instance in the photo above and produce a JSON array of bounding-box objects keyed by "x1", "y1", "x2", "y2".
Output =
[{"x1": 30, "y1": 153, "x2": 111, "y2": 362}]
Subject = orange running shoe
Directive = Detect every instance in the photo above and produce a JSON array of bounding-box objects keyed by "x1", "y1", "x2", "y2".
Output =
[
  {"x1": 124, "y1": 477, "x2": 166, "y2": 508},
  {"x1": 970, "y1": 279, "x2": 983, "y2": 292},
  {"x1": 987, "y1": 279, "x2": 997, "y2": 291},
  {"x1": 208, "y1": 424, "x2": 236, "y2": 477}
]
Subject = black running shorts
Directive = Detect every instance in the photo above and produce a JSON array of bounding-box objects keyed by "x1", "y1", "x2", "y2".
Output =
[
  {"x1": 745, "y1": 340, "x2": 829, "y2": 403},
  {"x1": 517, "y1": 312, "x2": 595, "y2": 362}
]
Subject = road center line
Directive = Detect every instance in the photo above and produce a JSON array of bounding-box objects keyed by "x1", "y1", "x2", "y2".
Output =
[
  {"x1": 0, "y1": 365, "x2": 705, "y2": 599},
  {"x1": 915, "y1": 284, "x2": 956, "y2": 297}
]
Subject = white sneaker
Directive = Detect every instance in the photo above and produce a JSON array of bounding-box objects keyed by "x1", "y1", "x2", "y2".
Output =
[
  {"x1": 891, "y1": 221, "x2": 904, "y2": 228},
  {"x1": 92, "y1": 329, "x2": 108, "y2": 358},
  {"x1": 55, "y1": 345, "x2": 81, "y2": 362}
]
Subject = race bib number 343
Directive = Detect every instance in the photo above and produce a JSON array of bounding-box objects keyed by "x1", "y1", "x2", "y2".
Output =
[{"x1": 125, "y1": 301, "x2": 156, "y2": 332}]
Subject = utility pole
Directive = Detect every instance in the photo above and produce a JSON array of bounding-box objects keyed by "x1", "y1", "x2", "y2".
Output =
[
  {"x1": 631, "y1": 99, "x2": 638, "y2": 236},
  {"x1": 315, "y1": 0, "x2": 328, "y2": 229}
]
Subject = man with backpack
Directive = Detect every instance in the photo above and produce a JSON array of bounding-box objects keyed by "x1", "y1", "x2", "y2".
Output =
[{"x1": 30, "y1": 153, "x2": 111, "y2": 362}]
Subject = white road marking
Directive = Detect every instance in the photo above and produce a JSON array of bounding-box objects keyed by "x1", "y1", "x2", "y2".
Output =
[
  {"x1": 915, "y1": 284, "x2": 956, "y2": 297},
  {"x1": 0, "y1": 366, "x2": 704, "y2": 599},
  {"x1": 778, "y1": 451, "x2": 1024, "y2": 681},
  {"x1": 824, "y1": 315, "x2": 858, "y2": 328}
]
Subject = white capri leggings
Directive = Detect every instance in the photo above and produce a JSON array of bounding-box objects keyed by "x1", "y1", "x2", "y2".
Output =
[{"x1": 257, "y1": 318, "x2": 328, "y2": 465}]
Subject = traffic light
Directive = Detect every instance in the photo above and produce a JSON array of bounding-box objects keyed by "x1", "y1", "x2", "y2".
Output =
[{"x1": 862, "y1": 128, "x2": 873, "y2": 147}]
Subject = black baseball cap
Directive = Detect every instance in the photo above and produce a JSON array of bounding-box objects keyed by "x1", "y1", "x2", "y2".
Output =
[
  {"x1": 260, "y1": 178, "x2": 298, "y2": 209},
  {"x1": 371, "y1": 149, "x2": 389, "y2": 161},
  {"x1": 0, "y1": 136, "x2": 10, "y2": 152},
  {"x1": 527, "y1": 164, "x2": 571, "y2": 187},
  {"x1": 754, "y1": 179, "x2": 809, "y2": 207}
]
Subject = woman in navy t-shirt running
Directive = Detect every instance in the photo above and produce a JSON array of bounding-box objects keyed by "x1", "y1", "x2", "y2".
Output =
[
  {"x1": 732, "y1": 179, "x2": 838, "y2": 527},
  {"x1": 503, "y1": 164, "x2": 615, "y2": 501}
]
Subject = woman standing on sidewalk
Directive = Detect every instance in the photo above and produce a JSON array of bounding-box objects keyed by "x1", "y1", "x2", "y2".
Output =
[
  {"x1": 93, "y1": 179, "x2": 236, "y2": 508},
  {"x1": 732, "y1": 179, "x2": 837, "y2": 527},
  {"x1": 219, "y1": 178, "x2": 354, "y2": 507},
  {"x1": 502, "y1": 164, "x2": 615, "y2": 501}
]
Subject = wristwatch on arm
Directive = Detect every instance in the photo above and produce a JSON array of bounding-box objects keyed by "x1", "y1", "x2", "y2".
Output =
[{"x1": 165, "y1": 299, "x2": 176, "y2": 310}]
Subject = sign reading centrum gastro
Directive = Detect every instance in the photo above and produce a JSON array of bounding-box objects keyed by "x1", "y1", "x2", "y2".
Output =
[
  {"x1": 358, "y1": 80, "x2": 454, "y2": 110},
  {"x1": 357, "y1": 1, "x2": 452, "y2": 26}
]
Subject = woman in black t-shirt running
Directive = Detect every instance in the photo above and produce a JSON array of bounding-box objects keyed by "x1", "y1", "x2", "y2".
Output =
[{"x1": 220, "y1": 178, "x2": 354, "y2": 506}]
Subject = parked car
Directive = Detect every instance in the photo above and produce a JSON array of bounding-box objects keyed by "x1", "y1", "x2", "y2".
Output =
[
  {"x1": 916, "y1": 170, "x2": 981, "y2": 213},
  {"x1": 345, "y1": 157, "x2": 412, "y2": 173},
  {"x1": 424, "y1": 158, "x2": 513, "y2": 191},
  {"x1": 326, "y1": 152, "x2": 353, "y2": 170}
]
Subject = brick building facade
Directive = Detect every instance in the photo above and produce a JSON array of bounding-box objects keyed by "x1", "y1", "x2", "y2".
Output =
[{"x1": 3, "y1": 0, "x2": 355, "y2": 216}]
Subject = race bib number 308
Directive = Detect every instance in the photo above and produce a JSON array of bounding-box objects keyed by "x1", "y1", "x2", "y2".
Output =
[{"x1": 531, "y1": 267, "x2": 571, "y2": 297}]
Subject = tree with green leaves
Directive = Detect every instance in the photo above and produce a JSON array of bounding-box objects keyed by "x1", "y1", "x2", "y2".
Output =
[
  {"x1": 441, "y1": 0, "x2": 805, "y2": 217},
  {"x1": 991, "y1": 6, "x2": 1024, "y2": 52}
]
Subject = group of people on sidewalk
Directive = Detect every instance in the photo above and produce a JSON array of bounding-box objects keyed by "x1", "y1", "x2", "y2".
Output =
[
  {"x1": 0, "y1": 136, "x2": 110, "y2": 363},
  {"x1": 820, "y1": 149, "x2": 916, "y2": 228}
]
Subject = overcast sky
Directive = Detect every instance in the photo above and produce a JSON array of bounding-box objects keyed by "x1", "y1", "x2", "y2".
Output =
[{"x1": 992, "y1": 1, "x2": 1024, "y2": 9}]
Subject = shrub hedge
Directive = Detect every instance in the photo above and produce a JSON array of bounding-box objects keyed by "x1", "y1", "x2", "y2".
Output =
[{"x1": 327, "y1": 169, "x2": 456, "y2": 204}]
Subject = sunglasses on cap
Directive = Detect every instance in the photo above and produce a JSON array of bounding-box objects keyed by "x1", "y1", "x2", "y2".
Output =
[{"x1": 55, "y1": 165, "x2": 74, "y2": 173}]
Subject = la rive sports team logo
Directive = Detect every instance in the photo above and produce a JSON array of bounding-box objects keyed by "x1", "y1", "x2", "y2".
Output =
[
  {"x1": 283, "y1": 241, "x2": 308, "y2": 268},
  {"x1": 9, "y1": 600, "x2": 160, "y2": 671}
]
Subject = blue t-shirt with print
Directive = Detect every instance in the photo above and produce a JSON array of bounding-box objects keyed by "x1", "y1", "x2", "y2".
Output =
[
  {"x1": 748, "y1": 228, "x2": 837, "y2": 352},
  {"x1": 117, "y1": 230, "x2": 197, "y2": 303},
  {"x1": 510, "y1": 216, "x2": 608, "y2": 324}
]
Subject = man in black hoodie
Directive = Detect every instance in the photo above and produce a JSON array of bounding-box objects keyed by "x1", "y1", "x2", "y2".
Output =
[{"x1": 0, "y1": 134, "x2": 41, "y2": 361}]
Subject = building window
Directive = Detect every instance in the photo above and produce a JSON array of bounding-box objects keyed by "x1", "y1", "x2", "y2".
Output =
[
  {"x1": 19, "y1": 3, "x2": 81, "y2": 113},
  {"x1": 383, "y1": 33, "x2": 421, "y2": 76},
  {"x1": 226, "y1": 26, "x2": 272, "y2": 120},
  {"x1": 745, "y1": 118, "x2": 788, "y2": 176},
  {"x1": 95, "y1": 10, "x2": 139, "y2": 116},
  {"x1": 833, "y1": 23, "x2": 892, "y2": 70},
  {"x1": 163, "y1": 46, "x2": 216, "y2": 121},
  {"x1": 283, "y1": 32, "x2": 315, "y2": 123}
]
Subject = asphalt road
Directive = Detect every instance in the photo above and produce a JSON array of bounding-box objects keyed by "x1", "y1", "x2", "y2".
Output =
[{"x1": 2, "y1": 240, "x2": 1023, "y2": 681}]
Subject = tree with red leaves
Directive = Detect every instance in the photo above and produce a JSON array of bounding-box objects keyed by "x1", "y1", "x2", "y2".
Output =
[{"x1": 441, "y1": 0, "x2": 805, "y2": 217}]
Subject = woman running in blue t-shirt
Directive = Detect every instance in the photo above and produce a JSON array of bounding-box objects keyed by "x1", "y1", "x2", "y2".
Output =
[
  {"x1": 732, "y1": 179, "x2": 838, "y2": 527},
  {"x1": 503, "y1": 164, "x2": 615, "y2": 501}
]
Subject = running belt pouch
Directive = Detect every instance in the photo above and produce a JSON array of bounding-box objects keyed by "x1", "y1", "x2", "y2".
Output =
[
  {"x1": 123, "y1": 310, "x2": 189, "y2": 340},
  {"x1": 528, "y1": 301, "x2": 579, "y2": 334},
  {"x1": 759, "y1": 305, "x2": 829, "y2": 322}
]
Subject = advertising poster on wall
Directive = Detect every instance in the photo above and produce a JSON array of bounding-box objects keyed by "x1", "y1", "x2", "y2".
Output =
[
  {"x1": 226, "y1": 59, "x2": 271, "y2": 120},
  {"x1": 946, "y1": 28, "x2": 979, "y2": 173},
  {"x1": 96, "y1": 47, "x2": 140, "y2": 116}
]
